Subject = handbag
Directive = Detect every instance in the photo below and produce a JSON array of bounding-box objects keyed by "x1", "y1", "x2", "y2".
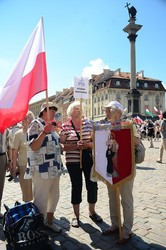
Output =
[
  {"x1": 135, "y1": 141, "x2": 145, "y2": 164},
  {"x1": 71, "y1": 121, "x2": 93, "y2": 167},
  {"x1": 3, "y1": 201, "x2": 48, "y2": 250}
]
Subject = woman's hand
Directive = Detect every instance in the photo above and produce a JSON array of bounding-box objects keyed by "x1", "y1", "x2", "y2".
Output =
[
  {"x1": 77, "y1": 141, "x2": 93, "y2": 150},
  {"x1": 43, "y1": 122, "x2": 54, "y2": 134},
  {"x1": 77, "y1": 140, "x2": 84, "y2": 150}
]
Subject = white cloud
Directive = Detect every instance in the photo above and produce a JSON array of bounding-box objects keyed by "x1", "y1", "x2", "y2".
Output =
[{"x1": 81, "y1": 58, "x2": 109, "y2": 79}]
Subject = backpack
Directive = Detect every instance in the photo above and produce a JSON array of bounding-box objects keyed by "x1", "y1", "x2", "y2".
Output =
[
  {"x1": 3, "y1": 201, "x2": 49, "y2": 250},
  {"x1": 135, "y1": 141, "x2": 146, "y2": 164}
]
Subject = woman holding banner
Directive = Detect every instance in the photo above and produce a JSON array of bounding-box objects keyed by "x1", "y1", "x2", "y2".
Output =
[
  {"x1": 60, "y1": 101, "x2": 102, "y2": 228},
  {"x1": 101, "y1": 101, "x2": 140, "y2": 245}
]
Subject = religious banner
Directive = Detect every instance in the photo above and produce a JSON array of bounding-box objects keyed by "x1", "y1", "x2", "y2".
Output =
[
  {"x1": 93, "y1": 122, "x2": 135, "y2": 188},
  {"x1": 74, "y1": 76, "x2": 89, "y2": 99}
]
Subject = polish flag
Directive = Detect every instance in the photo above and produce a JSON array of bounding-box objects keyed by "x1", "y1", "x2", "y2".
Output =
[
  {"x1": 136, "y1": 116, "x2": 143, "y2": 124},
  {"x1": 0, "y1": 18, "x2": 47, "y2": 133},
  {"x1": 154, "y1": 106, "x2": 159, "y2": 114}
]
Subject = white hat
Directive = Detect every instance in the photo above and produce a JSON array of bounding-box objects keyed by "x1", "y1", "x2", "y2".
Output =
[
  {"x1": 39, "y1": 102, "x2": 58, "y2": 117},
  {"x1": 104, "y1": 101, "x2": 124, "y2": 112}
]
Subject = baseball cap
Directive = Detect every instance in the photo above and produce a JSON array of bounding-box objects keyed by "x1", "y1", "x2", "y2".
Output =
[
  {"x1": 39, "y1": 102, "x2": 58, "y2": 117},
  {"x1": 104, "y1": 101, "x2": 124, "y2": 112}
]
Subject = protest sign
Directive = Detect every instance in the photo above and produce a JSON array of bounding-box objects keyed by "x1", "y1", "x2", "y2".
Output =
[{"x1": 74, "y1": 77, "x2": 89, "y2": 99}]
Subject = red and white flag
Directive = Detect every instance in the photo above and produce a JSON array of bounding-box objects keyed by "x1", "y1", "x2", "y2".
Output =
[
  {"x1": 154, "y1": 106, "x2": 159, "y2": 114},
  {"x1": 0, "y1": 18, "x2": 47, "y2": 133},
  {"x1": 136, "y1": 116, "x2": 143, "y2": 124}
]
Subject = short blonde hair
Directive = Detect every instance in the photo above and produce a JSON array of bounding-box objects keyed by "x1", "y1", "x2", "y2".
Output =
[{"x1": 67, "y1": 101, "x2": 85, "y2": 118}]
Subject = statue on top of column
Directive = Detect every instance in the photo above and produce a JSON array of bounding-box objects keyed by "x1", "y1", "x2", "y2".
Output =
[{"x1": 125, "y1": 2, "x2": 137, "y2": 21}]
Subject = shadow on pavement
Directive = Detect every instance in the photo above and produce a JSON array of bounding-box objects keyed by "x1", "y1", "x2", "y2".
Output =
[
  {"x1": 0, "y1": 220, "x2": 6, "y2": 242},
  {"x1": 136, "y1": 166, "x2": 156, "y2": 170},
  {"x1": 79, "y1": 221, "x2": 121, "y2": 250},
  {"x1": 48, "y1": 217, "x2": 92, "y2": 249},
  {"x1": 130, "y1": 234, "x2": 166, "y2": 250}
]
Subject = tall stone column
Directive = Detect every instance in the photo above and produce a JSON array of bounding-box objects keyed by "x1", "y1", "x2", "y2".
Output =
[{"x1": 123, "y1": 5, "x2": 142, "y2": 116}]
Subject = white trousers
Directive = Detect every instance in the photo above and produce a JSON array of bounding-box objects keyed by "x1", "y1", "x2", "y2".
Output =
[
  {"x1": 107, "y1": 178, "x2": 134, "y2": 237},
  {"x1": 32, "y1": 170, "x2": 60, "y2": 220},
  {"x1": 158, "y1": 138, "x2": 166, "y2": 161}
]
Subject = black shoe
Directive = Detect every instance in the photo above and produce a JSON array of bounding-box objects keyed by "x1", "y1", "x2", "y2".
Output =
[{"x1": 89, "y1": 213, "x2": 103, "y2": 223}]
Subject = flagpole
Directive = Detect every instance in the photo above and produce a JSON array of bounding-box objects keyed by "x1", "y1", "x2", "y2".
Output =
[
  {"x1": 41, "y1": 16, "x2": 50, "y2": 122},
  {"x1": 45, "y1": 90, "x2": 50, "y2": 122},
  {"x1": 116, "y1": 186, "x2": 122, "y2": 240},
  {"x1": 80, "y1": 98, "x2": 83, "y2": 169}
]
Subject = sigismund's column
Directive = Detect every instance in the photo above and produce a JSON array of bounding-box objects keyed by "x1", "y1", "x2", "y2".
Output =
[{"x1": 123, "y1": 3, "x2": 142, "y2": 116}]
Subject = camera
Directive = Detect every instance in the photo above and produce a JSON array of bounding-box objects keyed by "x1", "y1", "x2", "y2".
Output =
[{"x1": 51, "y1": 121, "x2": 57, "y2": 126}]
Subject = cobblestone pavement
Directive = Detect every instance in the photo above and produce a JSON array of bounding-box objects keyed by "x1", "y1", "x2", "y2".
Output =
[{"x1": 0, "y1": 139, "x2": 166, "y2": 250}]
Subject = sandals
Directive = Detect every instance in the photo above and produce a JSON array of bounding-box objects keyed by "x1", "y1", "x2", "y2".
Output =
[
  {"x1": 71, "y1": 218, "x2": 80, "y2": 228},
  {"x1": 89, "y1": 213, "x2": 103, "y2": 223}
]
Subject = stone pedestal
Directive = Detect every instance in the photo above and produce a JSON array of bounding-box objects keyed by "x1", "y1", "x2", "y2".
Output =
[{"x1": 126, "y1": 89, "x2": 141, "y2": 117}]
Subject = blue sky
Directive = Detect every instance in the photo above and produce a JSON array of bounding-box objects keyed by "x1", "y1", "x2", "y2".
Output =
[{"x1": 0, "y1": 0, "x2": 165, "y2": 103}]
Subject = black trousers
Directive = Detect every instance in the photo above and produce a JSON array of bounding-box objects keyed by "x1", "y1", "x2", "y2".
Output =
[{"x1": 66, "y1": 162, "x2": 98, "y2": 205}]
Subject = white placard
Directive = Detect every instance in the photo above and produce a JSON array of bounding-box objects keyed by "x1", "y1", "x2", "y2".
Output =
[{"x1": 74, "y1": 76, "x2": 89, "y2": 99}]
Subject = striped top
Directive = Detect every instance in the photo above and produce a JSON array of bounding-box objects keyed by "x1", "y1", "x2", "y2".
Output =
[{"x1": 60, "y1": 118, "x2": 93, "y2": 164}]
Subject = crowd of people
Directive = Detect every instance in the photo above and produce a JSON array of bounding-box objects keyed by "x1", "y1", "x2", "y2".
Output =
[
  {"x1": 134, "y1": 115, "x2": 166, "y2": 163},
  {"x1": 0, "y1": 100, "x2": 165, "y2": 245}
]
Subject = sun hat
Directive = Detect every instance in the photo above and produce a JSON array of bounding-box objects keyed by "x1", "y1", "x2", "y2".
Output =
[
  {"x1": 104, "y1": 101, "x2": 124, "y2": 112},
  {"x1": 39, "y1": 102, "x2": 58, "y2": 117}
]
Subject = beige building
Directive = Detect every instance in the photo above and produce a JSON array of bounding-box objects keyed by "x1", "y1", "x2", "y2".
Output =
[
  {"x1": 84, "y1": 68, "x2": 165, "y2": 121},
  {"x1": 29, "y1": 69, "x2": 165, "y2": 122}
]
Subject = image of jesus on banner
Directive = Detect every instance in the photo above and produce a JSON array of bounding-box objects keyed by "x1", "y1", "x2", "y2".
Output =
[{"x1": 106, "y1": 131, "x2": 119, "y2": 178}]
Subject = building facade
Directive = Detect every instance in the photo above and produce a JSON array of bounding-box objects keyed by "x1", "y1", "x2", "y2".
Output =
[
  {"x1": 29, "y1": 69, "x2": 165, "y2": 122},
  {"x1": 84, "y1": 69, "x2": 165, "y2": 121}
]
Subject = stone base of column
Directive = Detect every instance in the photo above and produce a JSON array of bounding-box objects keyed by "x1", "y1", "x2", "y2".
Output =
[{"x1": 126, "y1": 89, "x2": 141, "y2": 117}]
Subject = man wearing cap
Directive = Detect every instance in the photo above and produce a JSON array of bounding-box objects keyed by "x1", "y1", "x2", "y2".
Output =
[
  {"x1": 101, "y1": 101, "x2": 140, "y2": 245},
  {"x1": 25, "y1": 102, "x2": 64, "y2": 233}
]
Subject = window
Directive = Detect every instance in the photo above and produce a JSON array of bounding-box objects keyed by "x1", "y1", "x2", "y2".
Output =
[
  {"x1": 155, "y1": 83, "x2": 159, "y2": 89},
  {"x1": 105, "y1": 94, "x2": 108, "y2": 100},
  {"x1": 101, "y1": 95, "x2": 104, "y2": 101},
  {"x1": 116, "y1": 92, "x2": 121, "y2": 102},
  {"x1": 155, "y1": 94, "x2": 160, "y2": 102},
  {"x1": 102, "y1": 83, "x2": 105, "y2": 88},
  {"x1": 144, "y1": 94, "x2": 148, "y2": 101},
  {"x1": 136, "y1": 82, "x2": 139, "y2": 87},
  {"x1": 94, "y1": 97, "x2": 96, "y2": 103},
  {"x1": 144, "y1": 82, "x2": 148, "y2": 88},
  {"x1": 98, "y1": 96, "x2": 100, "y2": 102},
  {"x1": 115, "y1": 80, "x2": 121, "y2": 86},
  {"x1": 98, "y1": 107, "x2": 100, "y2": 115},
  {"x1": 94, "y1": 108, "x2": 96, "y2": 115}
]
